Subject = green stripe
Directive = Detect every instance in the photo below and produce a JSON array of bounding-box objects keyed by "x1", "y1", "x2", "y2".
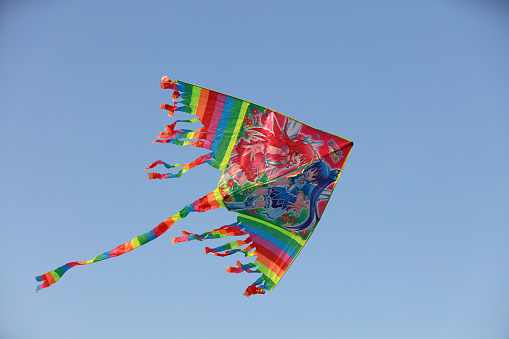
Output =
[
  {"x1": 180, "y1": 83, "x2": 201, "y2": 115},
  {"x1": 253, "y1": 268, "x2": 277, "y2": 289},
  {"x1": 212, "y1": 99, "x2": 249, "y2": 170},
  {"x1": 215, "y1": 240, "x2": 243, "y2": 251},
  {"x1": 137, "y1": 234, "x2": 148, "y2": 246},
  {"x1": 180, "y1": 83, "x2": 194, "y2": 106},
  {"x1": 238, "y1": 215, "x2": 306, "y2": 250},
  {"x1": 50, "y1": 271, "x2": 61, "y2": 282},
  {"x1": 188, "y1": 85, "x2": 201, "y2": 115},
  {"x1": 55, "y1": 267, "x2": 65, "y2": 278}
]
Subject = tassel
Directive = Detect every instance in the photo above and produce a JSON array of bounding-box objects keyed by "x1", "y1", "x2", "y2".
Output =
[
  {"x1": 144, "y1": 160, "x2": 167, "y2": 170},
  {"x1": 160, "y1": 103, "x2": 178, "y2": 116},
  {"x1": 145, "y1": 154, "x2": 214, "y2": 180},
  {"x1": 244, "y1": 284, "x2": 265, "y2": 296},
  {"x1": 159, "y1": 76, "x2": 178, "y2": 90},
  {"x1": 205, "y1": 236, "x2": 253, "y2": 257},
  {"x1": 226, "y1": 260, "x2": 260, "y2": 274},
  {"x1": 146, "y1": 172, "x2": 168, "y2": 180}
]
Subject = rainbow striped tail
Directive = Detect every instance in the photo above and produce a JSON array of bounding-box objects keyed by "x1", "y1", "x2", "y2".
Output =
[{"x1": 35, "y1": 189, "x2": 225, "y2": 292}]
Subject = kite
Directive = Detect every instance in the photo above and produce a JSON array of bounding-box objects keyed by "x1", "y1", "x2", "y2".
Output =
[{"x1": 36, "y1": 76, "x2": 353, "y2": 296}]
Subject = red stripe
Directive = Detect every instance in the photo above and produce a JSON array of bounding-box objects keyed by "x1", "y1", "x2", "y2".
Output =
[
  {"x1": 200, "y1": 91, "x2": 218, "y2": 131},
  {"x1": 205, "y1": 93, "x2": 226, "y2": 142},
  {"x1": 252, "y1": 241, "x2": 290, "y2": 278}
]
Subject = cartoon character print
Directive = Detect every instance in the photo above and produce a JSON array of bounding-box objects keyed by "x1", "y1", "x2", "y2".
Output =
[
  {"x1": 226, "y1": 111, "x2": 315, "y2": 185},
  {"x1": 226, "y1": 160, "x2": 339, "y2": 231}
]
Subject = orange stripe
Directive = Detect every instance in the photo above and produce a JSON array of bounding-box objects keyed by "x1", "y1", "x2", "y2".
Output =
[
  {"x1": 200, "y1": 91, "x2": 218, "y2": 132},
  {"x1": 255, "y1": 251, "x2": 285, "y2": 278},
  {"x1": 207, "y1": 192, "x2": 220, "y2": 209},
  {"x1": 195, "y1": 88, "x2": 210, "y2": 120},
  {"x1": 124, "y1": 242, "x2": 133, "y2": 253},
  {"x1": 45, "y1": 272, "x2": 56, "y2": 285}
]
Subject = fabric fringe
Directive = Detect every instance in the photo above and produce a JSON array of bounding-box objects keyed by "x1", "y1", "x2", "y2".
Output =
[
  {"x1": 172, "y1": 221, "x2": 271, "y2": 296},
  {"x1": 226, "y1": 261, "x2": 261, "y2": 274},
  {"x1": 172, "y1": 223, "x2": 248, "y2": 243},
  {"x1": 148, "y1": 76, "x2": 221, "y2": 179},
  {"x1": 146, "y1": 153, "x2": 214, "y2": 180}
]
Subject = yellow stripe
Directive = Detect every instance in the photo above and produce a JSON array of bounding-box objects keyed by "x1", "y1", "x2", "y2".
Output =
[
  {"x1": 131, "y1": 237, "x2": 141, "y2": 249},
  {"x1": 254, "y1": 262, "x2": 279, "y2": 286},
  {"x1": 50, "y1": 271, "x2": 61, "y2": 282},
  {"x1": 213, "y1": 188, "x2": 226, "y2": 208},
  {"x1": 189, "y1": 87, "x2": 202, "y2": 115}
]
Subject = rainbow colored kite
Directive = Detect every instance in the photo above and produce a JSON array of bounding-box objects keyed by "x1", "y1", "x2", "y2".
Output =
[{"x1": 36, "y1": 76, "x2": 353, "y2": 296}]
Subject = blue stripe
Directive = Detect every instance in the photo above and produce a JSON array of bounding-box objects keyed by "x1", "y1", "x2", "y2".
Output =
[
  {"x1": 210, "y1": 96, "x2": 234, "y2": 154},
  {"x1": 177, "y1": 82, "x2": 186, "y2": 91},
  {"x1": 145, "y1": 230, "x2": 156, "y2": 242}
]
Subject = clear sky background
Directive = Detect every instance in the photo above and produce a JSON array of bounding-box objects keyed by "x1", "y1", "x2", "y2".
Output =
[{"x1": 1, "y1": 1, "x2": 508, "y2": 338}]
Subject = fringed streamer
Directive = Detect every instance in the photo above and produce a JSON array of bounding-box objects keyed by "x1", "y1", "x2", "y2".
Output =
[
  {"x1": 172, "y1": 90, "x2": 180, "y2": 102},
  {"x1": 159, "y1": 77, "x2": 180, "y2": 116},
  {"x1": 172, "y1": 222, "x2": 267, "y2": 296},
  {"x1": 206, "y1": 247, "x2": 257, "y2": 258},
  {"x1": 226, "y1": 261, "x2": 261, "y2": 274},
  {"x1": 155, "y1": 76, "x2": 249, "y2": 176},
  {"x1": 35, "y1": 189, "x2": 224, "y2": 292},
  {"x1": 146, "y1": 153, "x2": 214, "y2": 180},
  {"x1": 143, "y1": 160, "x2": 168, "y2": 170},
  {"x1": 205, "y1": 236, "x2": 253, "y2": 257},
  {"x1": 172, "y1": 223, "x2": 248, "y2": 244},
  {"x1": 156, "y1": 119, "x2": 202, "y2": 139},
  {"x1": 172, "y1": 215, "x2": 307, "y2": 296},
  {"x1": 152, "y1": 136, "x2": 211, "y2": 150},
  {"x1": 160, "y1": 76, "x2": 178, "y2": 90},
  {"x1": 244, "y1": 284, "x2": 266, "y2": 296},
  {"x1": 160, "y1": 104, "x2": 178, "y2": 117}
]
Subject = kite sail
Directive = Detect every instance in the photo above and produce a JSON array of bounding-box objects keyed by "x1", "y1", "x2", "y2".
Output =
[{"x1": 36, "y1": 76, "x2": 353, "y2": 296}]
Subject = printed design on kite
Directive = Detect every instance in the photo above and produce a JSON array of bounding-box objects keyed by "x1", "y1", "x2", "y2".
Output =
[
  {"x1": 222, "y1": 106, "x2": 316, "y2": 186},
  {"x1": 225, "y1": 160, "x2": 339, "y2": 232}
]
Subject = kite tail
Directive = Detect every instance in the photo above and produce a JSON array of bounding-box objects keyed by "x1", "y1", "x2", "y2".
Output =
[{"x1": 35, "y1": 189, "x2": 225, "y2": 292}]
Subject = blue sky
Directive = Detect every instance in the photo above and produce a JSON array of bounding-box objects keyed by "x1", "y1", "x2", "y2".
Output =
[{"x1": 1, "y1": 1, "x2": 508, "y2": 338}]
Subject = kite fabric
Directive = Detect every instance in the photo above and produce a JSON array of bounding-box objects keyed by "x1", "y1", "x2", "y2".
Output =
[{"x1": 36, "y1": 76, "x2": 353, "y2": 296}]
